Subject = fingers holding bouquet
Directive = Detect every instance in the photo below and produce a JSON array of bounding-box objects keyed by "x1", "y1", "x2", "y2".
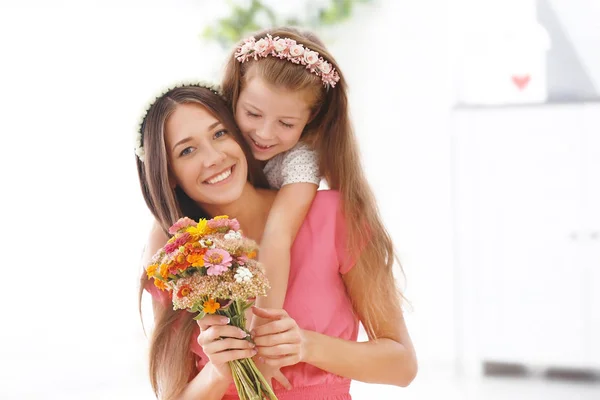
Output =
[
  {"x1": 251, "y1": 307, "x2": 306, "y2": 369},
  {"x1": 195, "y1": 316, "x2": 257, "y2": 380}
]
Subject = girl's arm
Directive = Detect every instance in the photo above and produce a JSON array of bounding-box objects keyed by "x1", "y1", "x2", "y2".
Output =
[{"x1": 252, "y1": 182, "x2": 318, "y2": 328}]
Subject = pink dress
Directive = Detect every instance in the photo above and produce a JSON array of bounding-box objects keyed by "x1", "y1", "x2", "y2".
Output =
[{"x1": 148, "y1": 190, "x2": 358, "y2": 399}]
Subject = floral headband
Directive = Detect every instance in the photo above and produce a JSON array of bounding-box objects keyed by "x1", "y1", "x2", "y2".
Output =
[
  {"x1": 135, "y1": 81, "x2": 222, "y2": 162},
  {"x1": 234, "y1": 34, "x2": 340, "y2": 88}
]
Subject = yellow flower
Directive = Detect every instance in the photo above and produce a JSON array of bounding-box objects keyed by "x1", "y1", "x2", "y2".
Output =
[
  {"x1": 153, "y1": 279, "x2": 168, "y2": 291},
  {"x1": 146, "y1": 264, "x2": 158, "y2": 279},
  {"x1": 214, "y1": 215, "x2": 229, "y2": 220},
  {"x1": 187, "y1": 253, "x2": 205, "y2": 267},
  {"x1": 186, "y1": 219, "x2": 209, "y2": 239},
  {"x1": 203, "y1": 298, "x2": 221, "y2": 314}
]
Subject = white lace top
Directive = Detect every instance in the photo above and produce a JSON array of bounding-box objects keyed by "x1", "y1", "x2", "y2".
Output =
[{"x1": 263, "y1": 142, "x2": 321, "y2": 189}]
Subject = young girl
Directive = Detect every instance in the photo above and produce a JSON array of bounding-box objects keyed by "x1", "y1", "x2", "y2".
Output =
[
  {"x1": 221, "y1": 27, "x2": 400, "y2": 339},
  {"x1": 136, "y1": 84, "x2": 416, "y2": 400}
]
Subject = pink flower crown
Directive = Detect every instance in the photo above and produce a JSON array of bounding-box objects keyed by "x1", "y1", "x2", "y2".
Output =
[{"x1": 234, "y1": 34, "x2": 340, "y2": 88}]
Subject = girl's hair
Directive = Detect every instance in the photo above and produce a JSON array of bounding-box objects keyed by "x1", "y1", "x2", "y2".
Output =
[
  {"x1": 222, "y1": 27, "x2": 405, "y2": 341},
  {"x1": 136, "y1": 85, "x2": 269, "y2": 399}
]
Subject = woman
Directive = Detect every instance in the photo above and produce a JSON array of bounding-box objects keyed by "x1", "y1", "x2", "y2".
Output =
[{"x1": 136, "y1": 84, "x2": 417, "y2": 400}]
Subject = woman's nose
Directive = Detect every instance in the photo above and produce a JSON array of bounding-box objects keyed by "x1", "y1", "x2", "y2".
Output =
[{"x1": 201, "y1": 145, "x2": 226, "y2": 168}]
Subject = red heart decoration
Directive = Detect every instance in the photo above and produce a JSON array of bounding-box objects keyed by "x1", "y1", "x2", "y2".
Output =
[{"x1": 512, "y1": 74, "x2": 531, "y2": 91}]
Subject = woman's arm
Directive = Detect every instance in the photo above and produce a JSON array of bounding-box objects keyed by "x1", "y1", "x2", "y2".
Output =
[
  {"x1": 176, "y1": 361, "x2": 231, "y2": 400},
  {"x1": 306, "y1": 266, "x2": 416, "y2": 386},
  {"x1": 252, "y1": 267, "x2": 417, "y2": 387},
  {"x1": 177, "y1": 317, "x2": 257, "y2": 400}
]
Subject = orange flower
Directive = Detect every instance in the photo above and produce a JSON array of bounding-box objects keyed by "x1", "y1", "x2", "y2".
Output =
[
  {"x1": 247, "y1": 250, "x2": 257, "y2": 259},
  {"x1": 187, "y1": 253, "x2": 205, "y2": 267},
  {"x1": 146, "y1": 264, "x2": 158, "y2": 279},
  {"x1": 159, "y1": 264, "x2": 169, "y2": 279},
  {"x1": 153, "y1": 279, "x2": 168, "y2": 291},
  {"x1": 177, "y1": 285, "x2": 191, "y2": 298},
  {"x1": 203, "y1": 298, "x2": 221, "y2": 314}
]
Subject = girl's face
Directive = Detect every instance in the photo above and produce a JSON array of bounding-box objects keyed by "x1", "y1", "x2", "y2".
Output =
[
  {"x1": 165, "y1": 103, "x2": 248, "y2": 207},
  {"x1": 235, "y1": 75, "x2": 312, "y2": 161}
]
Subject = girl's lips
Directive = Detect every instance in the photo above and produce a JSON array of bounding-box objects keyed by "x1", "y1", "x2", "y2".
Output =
[{"x1": 250, "y1": 138, "x2": 276, "y2": 152}]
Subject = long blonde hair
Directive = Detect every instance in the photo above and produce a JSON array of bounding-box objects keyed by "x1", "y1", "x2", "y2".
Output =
[
  {"x1": 136, "y1": 85, "x2": 269, "y2": 399},
  {"x1": 222, "y1": 27, "x2": 405, "y2": 340}
]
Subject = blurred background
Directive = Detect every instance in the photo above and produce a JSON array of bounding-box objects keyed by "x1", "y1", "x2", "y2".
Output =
[{"x1": 0, "y1": 0, "x2": 598, "y2": 398}]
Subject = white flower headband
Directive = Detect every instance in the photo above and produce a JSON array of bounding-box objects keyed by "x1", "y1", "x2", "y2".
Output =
[
  {"x1": 135, "y1": 81, "x2": 222, "y2": 162},
  {"x1": 234, "y1": 34, "x2": 340, "y2": 88}
]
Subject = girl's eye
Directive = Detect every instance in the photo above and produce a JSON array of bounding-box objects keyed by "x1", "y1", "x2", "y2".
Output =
[
  {"x1": 280, "y1": 121, "x2": 294, "y2": 128},
  {"x1": 179, "y1": 147, "x2": 194, "y2": 157},
  {"x1": 214, "y1": 129, "x2": 228, "y2": 139},
  {"x1": 247, "y1": 111, "x2": 260, "y2": 118}
]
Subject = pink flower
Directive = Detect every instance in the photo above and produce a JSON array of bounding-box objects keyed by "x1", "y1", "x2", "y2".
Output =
[
  {"x1": 289, "y1": 44, "x2": 304, "y2": 57},
  {"x1": 237, "y1": 255, "x2": 249, "y2": 266},
  {"x1": 169, "y1": 217, "x2": 197, "y2": 235},
  {"x1": 273, "y1": 38, "x2": 287, "y2": 52},
  {"x1": 164, "y1": 232, "x2": 191, "y2": 254},
  {"x1": 318, "y1": 60, "x2": 332, "y2": 75},
  {"x1": 254, "y1": 38, "x2": 270, "y2": 54},
  {"x1": 207, "y1": 218, "x2": 240, "y2": 231},
  {"x1": 207, "y1": 264, "x2": 229, "y2": 276},
  {"x1": 229, "y1": 218, "x2": 240, "y2": 231},
  {"x1": 208, "y1": 219, "x2": 229, "y2": 229},
  {"x1": 304, "y1": 51, "x2": 319, "y2": 65},
  {"x1": 204, "y1": 249, "x2": 233, "y2": 276}
]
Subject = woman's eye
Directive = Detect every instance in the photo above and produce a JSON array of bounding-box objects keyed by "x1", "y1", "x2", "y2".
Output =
[
  {"x1": 280, "y1": 121, "x2": 294, "y2": 128},
  {"x1": 214, "y1": 129, "x2": 228, "y2": 139},
  {"x1": 247, "y1": 111, "x2": 260, "y2": 118},
  {"x1": 179, "y1": 147, "x2": 194, "y2": 157}
]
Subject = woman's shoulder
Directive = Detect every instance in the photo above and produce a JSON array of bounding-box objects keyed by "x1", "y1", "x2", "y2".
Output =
[
  {"x1": 310, "y1": 190, "x2": 341, "y2": 209},
  {"x1": 303, "y1": 190, "x2": 341, "y2": 221}
]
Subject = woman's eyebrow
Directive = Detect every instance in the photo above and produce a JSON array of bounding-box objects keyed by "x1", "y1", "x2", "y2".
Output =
[{"x1": 171, "y1": 121, "x2": 221, "y2": 152}]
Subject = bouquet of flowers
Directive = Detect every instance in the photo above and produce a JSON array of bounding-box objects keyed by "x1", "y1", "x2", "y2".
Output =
[{"x1": 146, "y1": 215, "x2": 278, "y2": 400}]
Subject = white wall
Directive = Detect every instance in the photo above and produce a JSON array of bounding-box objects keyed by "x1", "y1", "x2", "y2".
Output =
[{"x1": 0, "y1": 0, "x2": 463, "y2": 398}]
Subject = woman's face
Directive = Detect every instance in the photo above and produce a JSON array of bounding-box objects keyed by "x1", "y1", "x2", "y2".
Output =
[
  {"x1": 165, "y1": 103, "x2": 248, "y2": 207},
  {"x1": 235, "y1": 74, "x2": 312, "y2": 161}
]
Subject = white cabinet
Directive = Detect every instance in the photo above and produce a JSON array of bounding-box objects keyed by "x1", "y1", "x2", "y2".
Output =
[
  {"x1": 583, "y1": 104, "x2": 600, "y2": 366},
  {"x1": 452, "y1": 103, "x2": 600, "y2": 373}
]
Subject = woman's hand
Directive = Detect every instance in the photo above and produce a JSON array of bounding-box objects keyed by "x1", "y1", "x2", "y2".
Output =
[
  {"x1": 196, "y1": 315, "x2": 257, "y2": 382},
  {"x1": 251, "y1": 307, "x2": 306, "y2": 370}
]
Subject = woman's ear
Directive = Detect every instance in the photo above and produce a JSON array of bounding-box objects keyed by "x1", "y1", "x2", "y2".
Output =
[{"x1": 168, "y1": 170, "x2": 177, "y2": 190}]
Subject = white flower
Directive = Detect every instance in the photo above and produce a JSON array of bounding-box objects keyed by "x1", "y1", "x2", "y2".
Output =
[
  {"x1": 304, "y1": 51, "x2": 319, "y2": 65},
  {"x1": 199, "y1": 239, "x2": 215, "y2": 249},
  {"x1": 234, "y1": 267, "x2": 253, "y2": 283},
  {"x1": 224, "y1": 230, "x2": 242, "y2": 241},
  {"x1": 240, "y1": 42, "x2": 254, "y2": 55},
  {"x1": 318, "y1": 60, "x2": 332, "y2": 74},
  {"x1": 135, "y1": 145, "x2": 145, "y2": 162},
  {"x1": 254, "y1": 38, "x2": 269, "y2": 54},
  {"x1": 289, "y1": 44, "x2": 304, "y2": 57},
  {"x1": 273, "y1": 39, "x2": 287, "y2": 52}
]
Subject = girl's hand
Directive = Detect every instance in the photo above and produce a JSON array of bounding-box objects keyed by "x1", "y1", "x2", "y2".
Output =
[
  {"x1": 251, "y1": 307, "x2": 306, "y2": 370},
  {"x1": 196, "y1": 315, "x2": 257, "y2": 381}
]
